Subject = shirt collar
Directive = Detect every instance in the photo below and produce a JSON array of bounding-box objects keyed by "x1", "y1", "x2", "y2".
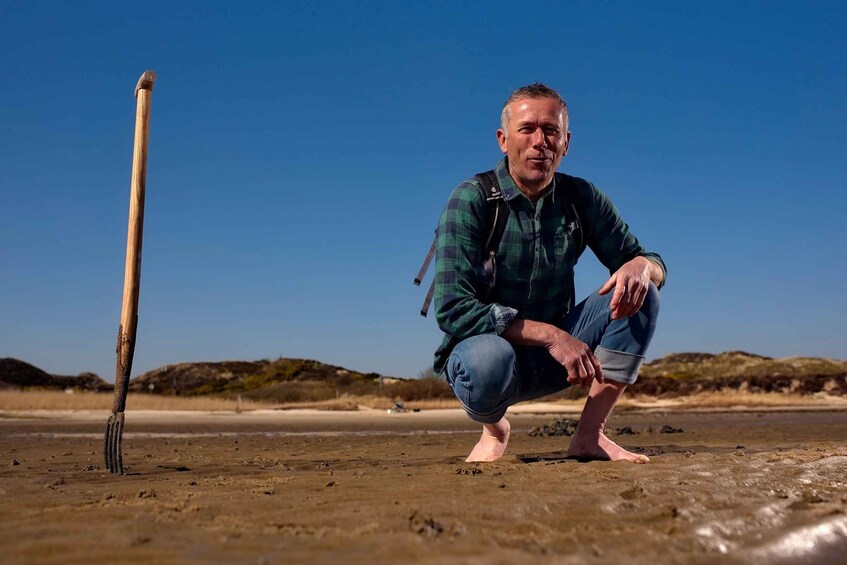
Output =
[{"x1": 495, "y1": 157, "x2": 557, "y2": 203}]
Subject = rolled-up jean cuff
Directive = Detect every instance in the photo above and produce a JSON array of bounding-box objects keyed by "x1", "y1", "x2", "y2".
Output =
[{"x1": 595, "y1": 346, "x2": 645, "y2": 385}]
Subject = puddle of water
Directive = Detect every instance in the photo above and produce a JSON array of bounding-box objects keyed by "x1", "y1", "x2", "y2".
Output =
[{"x1": 747, "y1": 515, "x2": 847, "y2": 564}]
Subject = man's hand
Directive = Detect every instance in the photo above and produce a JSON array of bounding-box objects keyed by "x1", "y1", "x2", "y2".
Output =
[
  {"x1": 502, "y1": 320, "x2": 604, "y2": 387},
  {"x1": 598, "y1": 256, "x2": 659, "y2": 320},
  {"x1": 547, "y1": 331, "x2": 604, "y2": 388}
]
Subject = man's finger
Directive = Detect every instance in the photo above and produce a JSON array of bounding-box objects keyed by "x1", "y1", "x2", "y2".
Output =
[
  {"x1": 588, "y1": 352, "x2": 604, "y2": 383},
  {"x1": 582, "y1": 353, "x2": 597, "y2": 386},
  {"x1": 614, "y1": 279, "x2": 638, "y2": 318},
  {"x1": 598, "y1": 274, "x2": 616, "y2": 296},
  {"x1": 583, "y1": 356, "x2": 595, "y2": 381},
  {"x1": 609, "y1": 279, "x2": 626, "y2": 311},
  {"x1": 576, "y1": 359, "x2": 589, "y2": 383},
  {"x1": 630, "y1": 286, "x2": 648, "y2": 316},
  {"x1": 571, "y1": 359, "x2": 588, "y2": 386},
  {"x1": 582, "y1": 357, "x2": 596, "y2": 387},
  {"x1": 625, "y1": 280, "x2": 637, "y2": 305},
  {"x1": 566, "y1": 362, "x2": 580, "y2": 384},
  {"x1": 622, "y1": 284, "x2": 646, "y2": 318},
  {"x1": 618, "y1": 297, "x2": 634, "y2": 318},
  {"x1": 614, "y1": 286, "x2": 631, "y2": 319}
]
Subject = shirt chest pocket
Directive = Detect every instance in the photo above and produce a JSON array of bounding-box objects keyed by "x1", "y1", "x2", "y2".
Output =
[{"x1": 554, "y1": 222, "x2": 580, "y2": 273}]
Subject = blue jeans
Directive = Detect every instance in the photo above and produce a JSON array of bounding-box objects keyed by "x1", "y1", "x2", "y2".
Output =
[{"x1": 444, "y1": 284, "x2": 660, "y2": 424}]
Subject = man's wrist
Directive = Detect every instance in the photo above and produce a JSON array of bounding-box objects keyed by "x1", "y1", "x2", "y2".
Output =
[
  {"x1": 540, "y1": 324, "x2": 566, "y2": 349},
  {"x1": 633, "y1": 255, "x2": 664, "y2": 286},
  {"x1": 644, "y1": 257, "x2": 665, "y2": 286}
]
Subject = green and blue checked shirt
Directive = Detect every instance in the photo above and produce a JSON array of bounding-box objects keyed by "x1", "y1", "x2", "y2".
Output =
[{"x1": 433, "y1": 157, "x2": 666, "y2": 373}]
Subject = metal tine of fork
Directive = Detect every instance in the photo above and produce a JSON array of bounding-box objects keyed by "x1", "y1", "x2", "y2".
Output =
[
  {"x1": 104, "y1": 419, "x2": 112, "y2": 471},
  {"x1": 104, "y1": 413, "x2": 126, "y2": 475},
  {"x1": 105, "y1": 417, "x2": 115, "y2": 472},
  {"x1": 115, "y1": 415, "x2": 124, "y2": 474}
]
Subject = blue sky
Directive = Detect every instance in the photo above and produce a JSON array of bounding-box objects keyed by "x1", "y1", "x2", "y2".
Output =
[{"x1": 2, "y1": 1, "x2": 845, "y2": 381}]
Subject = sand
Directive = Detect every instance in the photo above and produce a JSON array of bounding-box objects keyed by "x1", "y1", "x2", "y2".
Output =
[{"x1": 2, "y1": 406, "x2": 846, "y2": 564}]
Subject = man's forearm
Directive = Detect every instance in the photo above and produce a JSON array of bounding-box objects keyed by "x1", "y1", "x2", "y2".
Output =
[{"x1": 501, "y1": 318, "x2": 563, "y2": 349}]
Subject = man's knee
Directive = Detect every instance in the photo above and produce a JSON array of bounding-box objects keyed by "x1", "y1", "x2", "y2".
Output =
[
  {"x1": 640, "y1": 282, "x2": 660, "y2": 320},
  {"x1": 624, "y1": 282, "x2": 660, "y2": 351},
  {"x1": 445, "y1": 335, "x2": 517, "y2": 423}
]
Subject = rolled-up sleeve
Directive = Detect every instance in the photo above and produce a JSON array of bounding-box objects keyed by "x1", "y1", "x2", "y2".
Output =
[{"x1": 433, "y1": 182, "x2": 518, "y2": 338}]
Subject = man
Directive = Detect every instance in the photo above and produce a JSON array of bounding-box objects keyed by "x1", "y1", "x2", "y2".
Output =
[{"x1": 433, "y1": 83, "x2": 665, "y2": 463}]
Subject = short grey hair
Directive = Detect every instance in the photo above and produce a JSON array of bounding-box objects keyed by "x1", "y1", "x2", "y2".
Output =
[{"x1": 500, "y1": 83, "x2": 568, "y2": 131}]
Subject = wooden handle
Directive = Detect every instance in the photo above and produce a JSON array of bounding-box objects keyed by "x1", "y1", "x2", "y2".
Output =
[
  {"x1": 134, "y1": 70, "x2": 156, "y2": 97},
  {"x1": 113, "y1": 70, "x2": 156, "y2": 414}
]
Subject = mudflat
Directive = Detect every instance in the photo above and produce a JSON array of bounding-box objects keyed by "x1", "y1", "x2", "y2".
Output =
[{"x1": 2, "y1": 408, "x2": 846, "y2": 564}]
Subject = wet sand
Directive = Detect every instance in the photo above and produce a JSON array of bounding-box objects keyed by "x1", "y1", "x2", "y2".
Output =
[{"x1": 2, "y1": 407, "x2": 846, "y2": 564}]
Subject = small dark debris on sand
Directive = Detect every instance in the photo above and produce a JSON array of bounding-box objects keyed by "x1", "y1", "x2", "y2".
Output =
[
  {"x1": 614, "y1": 426, "x2": 637, "y2": 435},
  {"x1": 409, "y1": 511, "x2": 444, "y2": 538},
  {"x1": 659, "y1": 425, "x2": 684, "y2": 434},
  {"x1": 529, "y1": 418, "x2": 579, "y2": 437},
  {"x1": 455, "y1": 466, "x2": 483, "y2": 476}
]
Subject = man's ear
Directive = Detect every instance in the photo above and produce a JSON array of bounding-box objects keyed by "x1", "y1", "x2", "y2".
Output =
[
  {"x1": 496, "y1": 129, "x2": 508, "y2": 154},
  {"x1": 562, "y1": 130, "x2": 571, "y2": 156}
]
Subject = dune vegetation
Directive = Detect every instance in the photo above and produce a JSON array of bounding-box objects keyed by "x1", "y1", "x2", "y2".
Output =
[{"x1": 2, "y1": 352, "x2": 845, "y2": 412}]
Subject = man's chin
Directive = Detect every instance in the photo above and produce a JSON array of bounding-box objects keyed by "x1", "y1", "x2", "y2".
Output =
[{"x1": 525, "y1": 170, "x2": 552, "y2": 184}]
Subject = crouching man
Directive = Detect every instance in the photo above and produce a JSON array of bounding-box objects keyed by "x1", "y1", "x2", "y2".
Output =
[{"x1": 433, "y1": 83, "x2": 666, "y2": 462}]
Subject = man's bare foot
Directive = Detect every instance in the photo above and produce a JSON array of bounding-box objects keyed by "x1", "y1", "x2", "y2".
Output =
[
  {"x1": 466, "y1": 418, "x2": 510, "y2": 462},
  {"x1": 566, "y1": 431, "x2": 649, "y2": 463}
]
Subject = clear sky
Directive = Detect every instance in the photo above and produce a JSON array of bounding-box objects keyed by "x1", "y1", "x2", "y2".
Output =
[{"x1": 2, "y1": 1, "x2": 845, "y2": 382}]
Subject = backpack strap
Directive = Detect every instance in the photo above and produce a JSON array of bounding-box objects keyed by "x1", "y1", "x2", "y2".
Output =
[
  {"x1": 414, "y1": 238, "x2": 438, "y2": 317},
  {"x1": 476, "y1": 171, "x2": 508, "y2": 298},
  {"x1": 416, "y1": 170, "x2": 508, "y2": 317},
  {"x1": 413, "y1": 239, "x2": 436, "y2": 287}
]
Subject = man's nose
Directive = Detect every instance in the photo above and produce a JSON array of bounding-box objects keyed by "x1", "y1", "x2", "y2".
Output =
[{"x1": 531, "y1": 128, "x2": 546, "y2": 148}]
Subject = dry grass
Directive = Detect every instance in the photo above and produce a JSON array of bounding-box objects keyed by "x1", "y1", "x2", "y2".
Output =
[
  {"x1": 529, "y1": 390, "x2": 847, "y2": 412},
  {"x1": 2, "y1": 389, "x2": 844, "y2": 413},
  {"x1": 668, "y1": 390, "x2": 847, "y2": 408},
  {"x1": 0, "y1": 391, "x2": 273, "y2": 412},
  {"x1": 620, "y1": 390, "x2": 847, "y2": 409},
  {"x1": 0, "y1": 390, "x2": 462, "y2": 413},
  {"x1": 276, "y1": 396, "x2": 462, "y2": 411},
  {"x1": 273, "y1": 398, "x2": 366, "y2": 411}
]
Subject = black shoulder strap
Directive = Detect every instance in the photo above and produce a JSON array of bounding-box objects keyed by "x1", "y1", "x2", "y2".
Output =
[
  {"x1": 415, "y1": 170, "x2": 508, "y2": 317},
  {"x1": 475, "y1": 171, "x2": 509, "y2": 256},
  {"x1": 474, "y1": 171, "x2": 508, "y2": 299}
]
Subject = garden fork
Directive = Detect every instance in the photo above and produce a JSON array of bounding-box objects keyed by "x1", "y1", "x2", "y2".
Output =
[{"x1": 105, "y1": 70, "x2": 156, "y2": 475}]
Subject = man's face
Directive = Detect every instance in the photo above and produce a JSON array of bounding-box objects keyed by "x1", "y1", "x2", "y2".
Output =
[{"x1": 497, "y1": 97, "x2": 570, "y2": 194}]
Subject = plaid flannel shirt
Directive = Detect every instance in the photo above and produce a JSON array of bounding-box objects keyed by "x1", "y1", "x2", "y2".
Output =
[{"x1": 433, "y1": 157, "x2": 666, "y2": 373}]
